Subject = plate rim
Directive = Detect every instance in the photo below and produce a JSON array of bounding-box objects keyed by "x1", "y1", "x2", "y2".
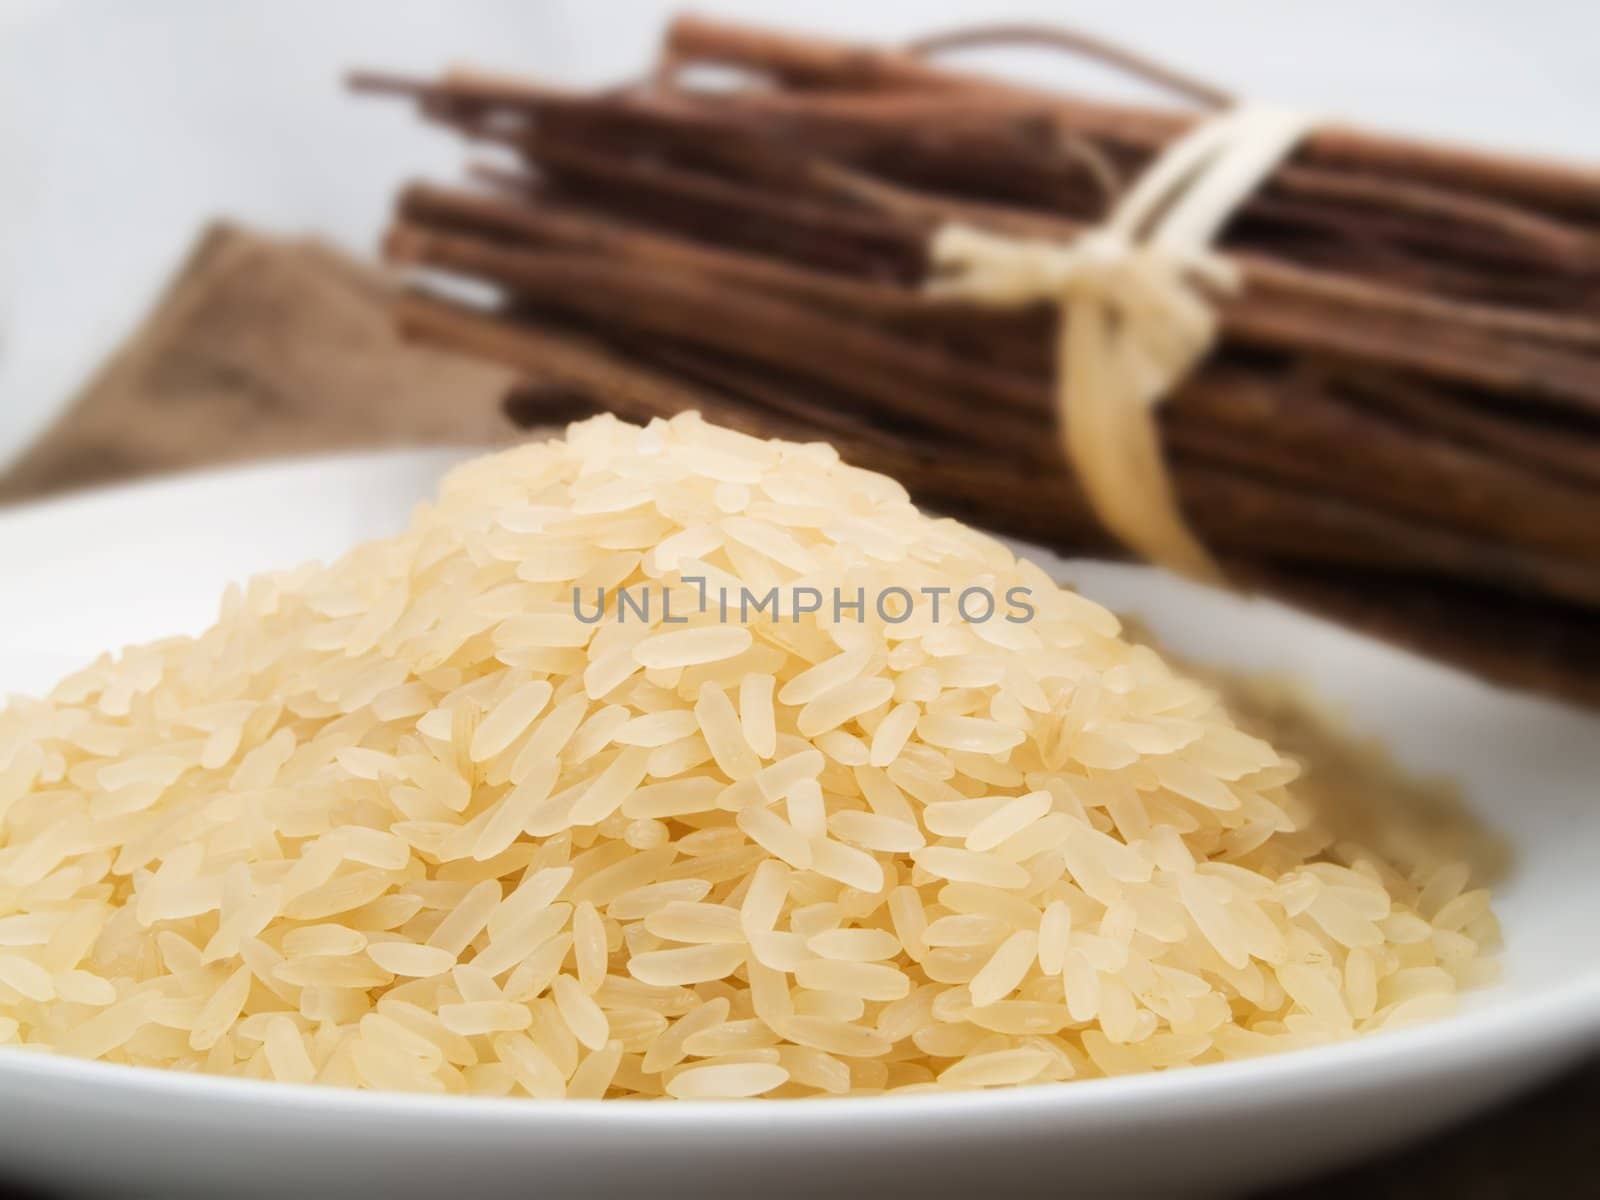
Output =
[{"x1": 0, "y1": 974, "x2": 1595, "y2": 1127}]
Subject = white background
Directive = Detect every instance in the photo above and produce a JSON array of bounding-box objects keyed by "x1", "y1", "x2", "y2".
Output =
[{"x1": 1, "y1": 0, "x2": 1596, "y2": 471}]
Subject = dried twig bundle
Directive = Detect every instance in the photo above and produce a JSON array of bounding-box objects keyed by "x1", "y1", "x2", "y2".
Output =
[{"x1": 352, "y1": 14, "x2": 1600, "y2": 706}]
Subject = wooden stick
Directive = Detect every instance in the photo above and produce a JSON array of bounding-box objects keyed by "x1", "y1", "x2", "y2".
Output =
[{"x1": 663, "y1": 13, "x2": 1600, "y2": 220}]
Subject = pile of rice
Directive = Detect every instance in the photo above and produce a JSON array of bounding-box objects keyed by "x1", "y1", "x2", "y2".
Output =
[{"x1": 0, "y1": 413, "x2": 1496, "y2": 1098}]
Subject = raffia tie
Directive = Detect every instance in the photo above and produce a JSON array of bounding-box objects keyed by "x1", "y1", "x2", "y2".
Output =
[{"x1": 928, "y1": 104, "x2": 1316, "y2": 582}]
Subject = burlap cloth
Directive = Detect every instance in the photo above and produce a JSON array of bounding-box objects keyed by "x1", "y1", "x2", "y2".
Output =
[
  {"x1": 0, "y1": 223, "x2": 523, "y2": 504},
  {"x1": 0, "y1": 225, "x2": 1590, "y2": 1199}
]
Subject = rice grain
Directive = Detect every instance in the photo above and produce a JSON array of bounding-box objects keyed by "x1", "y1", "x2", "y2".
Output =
[{"x1": 0, "y1": 413, "x2": 1490, "y2": 1100}]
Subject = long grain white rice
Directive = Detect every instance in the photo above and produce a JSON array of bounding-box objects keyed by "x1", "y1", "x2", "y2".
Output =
[{"x1": 0, "y1": 413, "x2": 1493, "y2": 1099}]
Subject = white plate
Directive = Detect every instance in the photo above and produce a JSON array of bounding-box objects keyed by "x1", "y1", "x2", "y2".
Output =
[{"x1": 0, "y1": 451, "x2": 1596, "y2": 1199}]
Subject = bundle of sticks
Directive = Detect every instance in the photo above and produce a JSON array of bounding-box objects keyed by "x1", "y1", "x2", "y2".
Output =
[{"x1": 351, "y1": 14, "x2": 1600, "y2": 707}]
